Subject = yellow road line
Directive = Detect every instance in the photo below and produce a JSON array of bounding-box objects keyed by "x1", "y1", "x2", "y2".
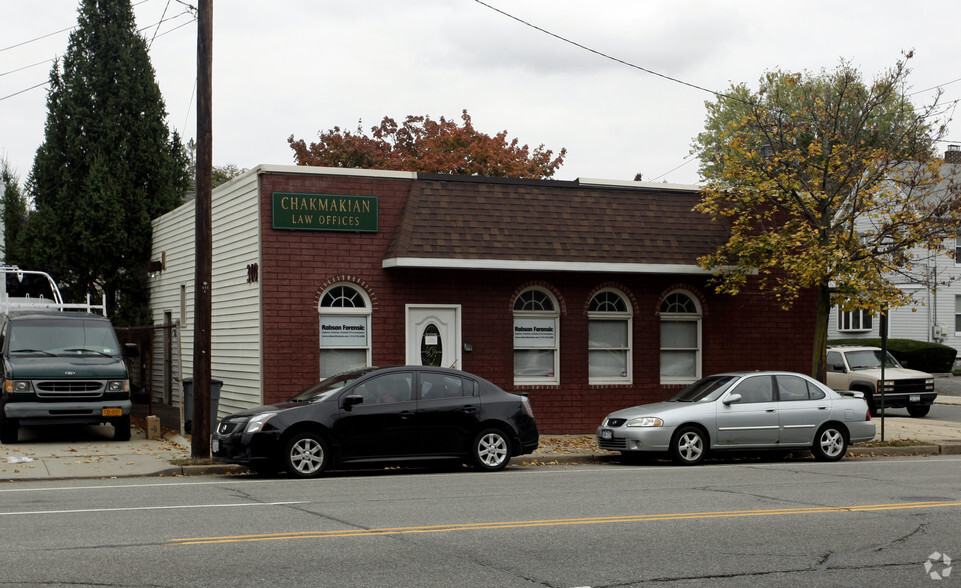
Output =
[{"x1": 166, "y1": 500, "x2": 961, "y2": 546}]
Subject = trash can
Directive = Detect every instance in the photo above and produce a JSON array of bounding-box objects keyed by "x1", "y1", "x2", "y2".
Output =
[{"x1": 182, "y1": 377, "x2": 223, "y2": 435}]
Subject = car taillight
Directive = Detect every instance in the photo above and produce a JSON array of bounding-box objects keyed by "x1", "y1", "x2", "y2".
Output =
[{"x1": 521, "y1": 397, "x2": 535, "y2": 418}]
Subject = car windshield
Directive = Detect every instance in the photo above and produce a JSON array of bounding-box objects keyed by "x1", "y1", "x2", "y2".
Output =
[
  {"x1": 8, "y1": 318, "x2": 119, "y2": 356},
  {"x1": 288, "y1": 367, "x2": 379, "y2": 403},
  {"x1": 845, "y1": 350, "x2": 901, "y2": 370},
  {"x1": 669, "y1": 375, "x2": 738, "y2": 402}
]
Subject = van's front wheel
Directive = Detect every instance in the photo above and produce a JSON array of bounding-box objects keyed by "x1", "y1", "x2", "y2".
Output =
[
  {"x1": 113, "y1": 415, "x2": 131, "y2": 441},
  {"x1": 0, "y1": 408, "x2": 18, "y2": 444}
]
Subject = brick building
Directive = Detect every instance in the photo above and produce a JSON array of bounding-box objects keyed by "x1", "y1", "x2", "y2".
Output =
[{"x1": 148, "y1": 165, "x2": 816, "y2": 434}]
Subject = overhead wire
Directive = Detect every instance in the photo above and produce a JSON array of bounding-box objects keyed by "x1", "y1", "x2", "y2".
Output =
[
  {"x1": 474, "y1": 0, "x2": 961, "y2": 177},
  {"x1": 0, "y1": 9, "x2": 196, "y2": 103},
  {"x1": 148, "y1": 0, "x2": 174, "y2": 49}
]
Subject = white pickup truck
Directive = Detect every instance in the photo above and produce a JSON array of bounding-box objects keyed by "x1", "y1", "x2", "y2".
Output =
[{"x1": 825, "y1": 345, "x2": 936, "y2": 417}]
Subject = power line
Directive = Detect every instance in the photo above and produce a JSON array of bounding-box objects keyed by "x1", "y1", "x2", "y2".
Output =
[
  {"x1": 472, "y1": 0, "x2": 724, "y2": 99},
  {"x1": 0, "y1": 81, "x2": 48, "y2": 102},
  {"x1": 0, "y1": 26, "x2": 75, "y2": 54},
  {"x1": 0, "y1": 11, "x2": 196, "y2": 103},
  {"x1": 149, "y1": 0, "x2": 173, "y2": 49},
  {"x1": 476, "y1": 0, "x2": 961, "y2": 181}
]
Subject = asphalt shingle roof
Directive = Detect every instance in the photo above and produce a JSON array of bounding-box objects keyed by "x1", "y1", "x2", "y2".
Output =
[{"x1": 384, "y1": 176, "x2": 728, "y2": 269}]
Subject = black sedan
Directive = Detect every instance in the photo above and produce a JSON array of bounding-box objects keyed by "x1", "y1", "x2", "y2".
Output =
[{"x1": 212, "y1": 366, "x2": 539, "y2": 477}]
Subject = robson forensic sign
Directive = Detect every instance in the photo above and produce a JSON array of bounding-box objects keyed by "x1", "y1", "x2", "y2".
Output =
[{"x1": 272, "y1": 192, "x2": 378, "y2": 232}]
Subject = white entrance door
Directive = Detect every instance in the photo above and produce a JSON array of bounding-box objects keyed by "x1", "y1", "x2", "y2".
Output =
[{"x1": 406, "y1": 305, "x2": 461, "y2": 370}]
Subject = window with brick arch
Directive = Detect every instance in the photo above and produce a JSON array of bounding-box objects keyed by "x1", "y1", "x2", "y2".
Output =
[
  {"x1": 513, "y1": 287, "x2": 559, "y2": 385},
  {"x1": 659, "y1": 290, "x2": 701, "y2": 384},
  {"x1": 319, "y1": 284, "x2": 371, "y2": 378},
  {"x1": 588, "y1": 289, "x2": 632, "y2": 384}
]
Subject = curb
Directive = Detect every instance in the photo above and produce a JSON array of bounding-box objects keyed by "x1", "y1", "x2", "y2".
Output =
[{"x1": 168, "y1": 444, "x2": 959, "y2": 476}]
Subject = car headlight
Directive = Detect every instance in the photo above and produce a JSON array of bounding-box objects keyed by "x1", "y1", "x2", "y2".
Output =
[
  {"x1": 244, "y1": 412, "x2": 276, "y2": 433},
  {"x1": 5, "y1": 380, "x2": 32, "y2": 393},
  {"x1": 627, "y1": 417, "x2": 664, "y2": 427},
  {"x1": 107, "y1": 380, "x2": 129, "y2": 393}
]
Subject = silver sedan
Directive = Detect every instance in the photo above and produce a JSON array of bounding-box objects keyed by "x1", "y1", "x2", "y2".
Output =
[{"x1": 597, "y1": 371, "x2": 876, "y2": 465}]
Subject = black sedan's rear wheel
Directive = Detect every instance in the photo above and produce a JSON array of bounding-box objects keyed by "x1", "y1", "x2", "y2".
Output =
[
  {"x1": 812, "y1": 424, "x2": 847, "y2": 461},
  {"x1": 282, "y1": 432, "x2": 329, "y2": 478},
  {"x1": 670, "y1": 426, "x2": 707, "y2": 465},
  {"x1": 471, "y1": 428, "x2": 511, "y2": 471}
]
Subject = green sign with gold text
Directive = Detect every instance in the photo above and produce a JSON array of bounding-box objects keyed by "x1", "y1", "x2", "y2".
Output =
[{"x1": 271, "y1": 192, "x2": 378, "y2": 232}]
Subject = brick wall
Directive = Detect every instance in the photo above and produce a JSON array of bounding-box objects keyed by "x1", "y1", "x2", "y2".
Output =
[{"x1": 256, "y1": 172, "x2": 817, "y2": 434}]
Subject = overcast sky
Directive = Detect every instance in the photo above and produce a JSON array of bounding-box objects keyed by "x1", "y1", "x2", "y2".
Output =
[{"x1": 3, "y1": 0, "x2": 960, "y2": 187}]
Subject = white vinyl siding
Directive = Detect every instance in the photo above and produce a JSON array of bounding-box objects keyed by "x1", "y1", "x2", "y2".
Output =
[{"x1": 149, "y1": 170, "x2": 263, "y2": 420}]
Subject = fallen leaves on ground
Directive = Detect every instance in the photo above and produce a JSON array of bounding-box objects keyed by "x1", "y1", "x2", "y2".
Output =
[{"x1": 534, "y1": 435, "x2": 609, "y2": 455}]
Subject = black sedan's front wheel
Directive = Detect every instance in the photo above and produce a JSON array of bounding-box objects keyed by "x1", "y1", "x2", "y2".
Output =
[
  {"x1": 282, "y1": 432, "x2": 330, "y2": 478},
  {"x1": 471, "y1": 428, "x2": 511, "y2": 471}
]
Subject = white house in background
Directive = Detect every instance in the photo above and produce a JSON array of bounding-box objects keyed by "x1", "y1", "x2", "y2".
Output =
[{"x1": 828, "y1": 147, "x2": 961, "y2": 365}]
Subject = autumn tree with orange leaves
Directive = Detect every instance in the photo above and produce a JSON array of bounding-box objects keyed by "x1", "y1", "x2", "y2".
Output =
[
  {"x1": 288, "y1": 110, "x2": 566, "y2": 179},
  {"x1": 693, "y1": 56, "x2": 961, "y2": 380}
]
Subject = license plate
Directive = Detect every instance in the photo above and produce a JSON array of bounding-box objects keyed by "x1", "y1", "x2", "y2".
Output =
[
  {"x1": 212, "y1": 439, "x2": 220, "y2": 453},
  {"x1": 102, "y1": 407, "x2": 122, "y2": 417},
  {"x1": 600, "y1": 429, "x2": 613, "y2": 440},
  {"x1": 910, "y1": 394, "x2": 920, "y2": 403}
]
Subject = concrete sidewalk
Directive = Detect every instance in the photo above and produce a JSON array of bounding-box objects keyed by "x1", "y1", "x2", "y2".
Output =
[
  {"x1": 0, "y1": 422, "x2": 192, "y2": 480},
  {"x1": 1, "y1": 396, "x2": 959, "y2": 481}
]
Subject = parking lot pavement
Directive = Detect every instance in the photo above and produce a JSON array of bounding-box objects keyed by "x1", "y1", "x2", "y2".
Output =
[
  {"x1": 936, "y1": 374, "x2": 961, "y2": 396},
  {"x1": 0, "y1": 422, "x2": 190, "y2": 481}
]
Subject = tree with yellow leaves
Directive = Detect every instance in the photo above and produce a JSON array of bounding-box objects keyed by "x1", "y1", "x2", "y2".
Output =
[{"x1": 693, "y1": 56, "x2": 961, "y2": 379}]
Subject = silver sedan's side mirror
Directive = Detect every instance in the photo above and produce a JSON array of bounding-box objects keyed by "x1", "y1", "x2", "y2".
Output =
[{"x1": 722, "y1": 393, "x2": 742, "y2": 405}]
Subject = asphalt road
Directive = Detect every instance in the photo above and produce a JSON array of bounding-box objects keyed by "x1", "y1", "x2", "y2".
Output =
[{"x1": 2, "y1": 455, "x2": 959, "y2": 586}]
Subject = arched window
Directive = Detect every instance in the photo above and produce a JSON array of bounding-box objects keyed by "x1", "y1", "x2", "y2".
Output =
[
  {"x1": 319, "y1": 284, "x2": 371, "y2": 378},
  {"x1": 659, "y1": 290, "x2": 701, "y2": 384},
  {"x1": 588, "y1": 289, "x2": 632, "y2": 384},
  {"x1": 513, "y1": 287, "x2": 559, "y2": 385}
]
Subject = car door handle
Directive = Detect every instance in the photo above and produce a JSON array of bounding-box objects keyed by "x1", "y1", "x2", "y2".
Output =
[
  {"x1": 398, "y1": 410, "x2": 414, "y2": 419},
  {"x1": 765, "y1": 408, "x2": 776, "y2": 413},
  {"x1": 462, "y1": 405, "x2": 479, "y2": 413},
  {"x1": 817, "y1": 406, "x2": 828, "y2": 410}
]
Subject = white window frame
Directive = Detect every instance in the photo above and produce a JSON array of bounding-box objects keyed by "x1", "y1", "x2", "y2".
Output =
[
  {"x1": 513, "y1": 287, "x2": 560, "y2": 386},
  {"x1": 659, "y1": 290, "x2": 702, "y2": 385},
  {"x1": 318, "y1": 283, "x2": 372, "y2": 378},
  {"x1": 837, "y1": 309, "x2": 873, "y2": 333},
  {"x1": 588, "y1": 288, "x2": 633, "y2": 385},
  {"x1": 955, "y1": 295, "x2": 961, "y2": 334}
]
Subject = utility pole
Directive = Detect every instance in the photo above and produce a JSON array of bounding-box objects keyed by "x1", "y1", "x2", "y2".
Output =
[{"x1": 192, "y1": 0, "x2": 213, "y2": 458}]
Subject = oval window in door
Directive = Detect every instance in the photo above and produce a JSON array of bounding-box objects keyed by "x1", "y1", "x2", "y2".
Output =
[{"x1": 421, "y1": 324, "x2": 443, "y2": 366}]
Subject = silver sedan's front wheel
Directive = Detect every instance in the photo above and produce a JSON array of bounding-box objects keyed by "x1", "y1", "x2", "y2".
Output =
[
  {"x1": 283, "y1": 432, "x2": 329, "y2": 478},
  {"x1": 471, "y1": 428, "x2": 511, "y2": 471},
  {"x1": 812, "y1": 425, "x2": 847, "y2": 461},
  {"x1": 671, "y1": 426, "x2": 707, "y2": 465}
]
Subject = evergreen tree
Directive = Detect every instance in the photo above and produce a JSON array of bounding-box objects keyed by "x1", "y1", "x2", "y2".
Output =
[
  {"x1": 26, "y1": 0, "x2": 190, "y2": 325},
  {"x1": 0, "y1": 160, "x2": 28, "y2": 265}
]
